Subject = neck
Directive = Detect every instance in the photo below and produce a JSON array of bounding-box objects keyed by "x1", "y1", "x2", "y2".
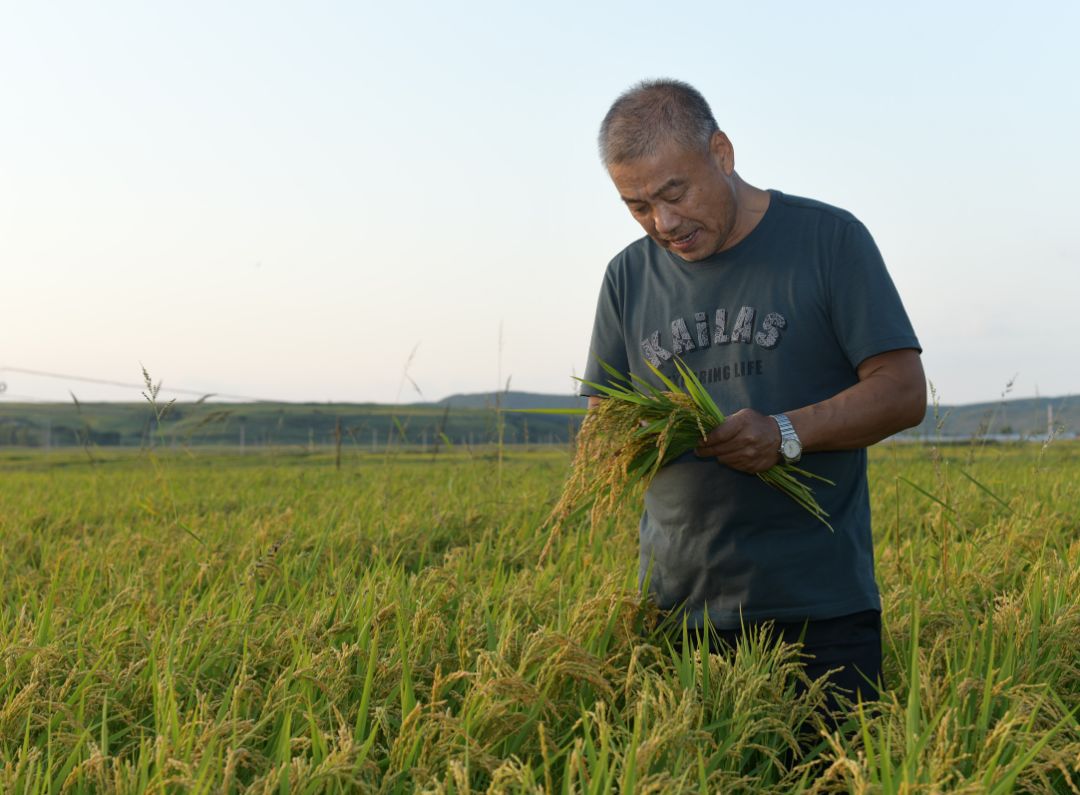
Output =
[{"x1": 719, "y1": 175, "x2": 770, "y2": 252}]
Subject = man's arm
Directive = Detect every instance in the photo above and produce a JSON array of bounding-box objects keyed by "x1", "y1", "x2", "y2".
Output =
[{"x1": 693, "y1": 348, "x2": 926, "y2": 473}]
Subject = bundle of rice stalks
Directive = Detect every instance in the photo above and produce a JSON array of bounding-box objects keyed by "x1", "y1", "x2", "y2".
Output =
[{"x1": 541, "y1": 358, "x2": 833, "y2": 560}]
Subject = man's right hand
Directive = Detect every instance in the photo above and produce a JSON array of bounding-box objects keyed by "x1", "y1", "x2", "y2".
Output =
[{"x1": 694, "y1": 408, "x2": 782, "y2": 474}]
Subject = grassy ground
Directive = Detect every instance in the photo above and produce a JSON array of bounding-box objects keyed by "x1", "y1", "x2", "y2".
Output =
[{"x1": 1, "y1": 441, "x2": 1078, "y2": 792}]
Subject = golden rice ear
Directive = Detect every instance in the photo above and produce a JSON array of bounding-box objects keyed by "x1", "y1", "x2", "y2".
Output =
[{"x1": 542, "y1": 361, "x2": 833, "y2": 564}]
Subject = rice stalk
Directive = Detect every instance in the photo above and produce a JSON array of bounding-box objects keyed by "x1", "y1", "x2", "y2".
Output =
[{"x1": 541, "y1": 358, "x2": 833, "y2": 562}]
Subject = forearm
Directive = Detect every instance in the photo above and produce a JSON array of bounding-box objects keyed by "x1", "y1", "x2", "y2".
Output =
[
  {"x1": 787, "y1": 349, "x2": 927, "y2": 452},
  {"x1": 696, "y1": 349, "x2": 926, "y2": 472}
]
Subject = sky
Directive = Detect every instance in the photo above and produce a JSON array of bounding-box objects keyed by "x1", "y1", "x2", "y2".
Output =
[{"x1": 1, "y1": 1, "x2": 1077, "y2": 407}]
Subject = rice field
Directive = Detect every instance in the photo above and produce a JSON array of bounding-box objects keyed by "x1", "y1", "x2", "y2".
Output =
[{"x1": 1, "y1": 440, "x2": 1078, "y2": 793}]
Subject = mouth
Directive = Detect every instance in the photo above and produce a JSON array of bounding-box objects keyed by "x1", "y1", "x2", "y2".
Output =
[{"x1": 667, "y1": 229, "x2": 699, "y2": 252}]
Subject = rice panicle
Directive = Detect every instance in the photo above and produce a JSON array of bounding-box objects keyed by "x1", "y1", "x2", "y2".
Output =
[{"x1": 540, "y1": 358, "x2": 833, "y2": 562}]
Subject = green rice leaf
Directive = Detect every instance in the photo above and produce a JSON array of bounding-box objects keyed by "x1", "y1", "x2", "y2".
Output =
[
  {"x1": 673, "y1": 357, "x2": 726, "y2": 424},
  {"x1": 597, "y1": 357, "x2": 633, "y2": 384},
  {"x1": 644, "y1": 359, "x2": 683, "y2": 394}
]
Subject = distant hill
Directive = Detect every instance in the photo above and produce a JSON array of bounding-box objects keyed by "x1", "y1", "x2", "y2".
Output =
[
  {"x1": 436, "y1": 391, "x2": 587, "y2": 410},
  {"x1": 905, "y1": 394, "x2": 1077, "y2": 440},
  {"x1": 0, "y1": 391, "x2": 589, "y2": 449},
  {"x1": 0, "y1": 391, "x2": 1075, "y2": 448}
]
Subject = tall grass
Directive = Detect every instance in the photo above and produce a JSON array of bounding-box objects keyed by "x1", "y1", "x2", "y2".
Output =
[{"x1": 0, "y1": 441, "x2": 1077, "y2": 792}]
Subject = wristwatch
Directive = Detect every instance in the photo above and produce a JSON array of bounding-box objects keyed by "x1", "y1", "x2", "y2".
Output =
[{"x1": 771, "y1": 413, "x2": 802, "y2": 464}]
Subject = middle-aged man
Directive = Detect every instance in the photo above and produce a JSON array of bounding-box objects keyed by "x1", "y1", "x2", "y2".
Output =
[{"x1": 581, "y1": 78, "x2": 926, "y2": 711}]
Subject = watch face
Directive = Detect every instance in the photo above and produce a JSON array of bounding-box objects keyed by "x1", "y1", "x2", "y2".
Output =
[{"x1": 782, "y1": 439, "x2": 801, "y2": 458}]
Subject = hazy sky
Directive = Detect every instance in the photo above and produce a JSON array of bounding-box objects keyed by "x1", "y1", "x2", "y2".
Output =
[{"x1": 2, "y1": 1, "x2": 1077, "y2": 406}]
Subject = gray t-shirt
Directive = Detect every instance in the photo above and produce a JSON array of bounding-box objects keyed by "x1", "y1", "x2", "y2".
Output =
[{"x1": 582, "y1": 190, "x2": 921, "y2": 629}]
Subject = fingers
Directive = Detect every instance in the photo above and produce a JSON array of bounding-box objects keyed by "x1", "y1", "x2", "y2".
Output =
[
  {"x1": 697, "y1": 418, "x2": 740, "y2": 451},
  {"x1": 694, "y1": 409, "x2": 758, "y2": 455},
  {"x1": 694, "y1": 409, "x2": 781, "y2": 474}
]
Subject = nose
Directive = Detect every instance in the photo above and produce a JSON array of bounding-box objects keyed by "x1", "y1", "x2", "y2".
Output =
[{"x1": 653, "y1": 204, "x2": 682, "y2": 236}]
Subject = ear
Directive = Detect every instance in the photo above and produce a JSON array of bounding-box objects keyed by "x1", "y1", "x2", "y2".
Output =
[{"x1": 709, "y1": 131, "x2": 735, "y2": 175}]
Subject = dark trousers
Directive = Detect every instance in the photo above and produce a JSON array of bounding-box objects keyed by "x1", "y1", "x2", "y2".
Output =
[{"x1": 669, "y1": 609, "x2": 884, "y2": 728}]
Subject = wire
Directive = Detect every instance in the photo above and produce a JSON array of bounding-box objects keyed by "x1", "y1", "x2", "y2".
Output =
[{"x1": 0, "y1": 366, "x2": 278, "y2": 402}]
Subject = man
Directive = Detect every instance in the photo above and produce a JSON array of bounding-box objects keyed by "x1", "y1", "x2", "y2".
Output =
[{"x1": 582, "y1": 79, "x2": 925, "y2": 710}]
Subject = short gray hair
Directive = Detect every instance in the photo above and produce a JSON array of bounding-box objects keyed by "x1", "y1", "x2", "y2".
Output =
[{"x1": 598, "y1": 79, "x2": 720, "y2": 167}]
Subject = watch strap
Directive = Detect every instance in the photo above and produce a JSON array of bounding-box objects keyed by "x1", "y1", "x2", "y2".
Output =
[{"x1": 771, "y1": 412, "x2": 802, "y2": 463}]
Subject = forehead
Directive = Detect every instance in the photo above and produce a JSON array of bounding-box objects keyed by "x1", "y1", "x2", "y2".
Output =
[{"x1": 608, "y1": 140, "x2": 711, "y2": 200}]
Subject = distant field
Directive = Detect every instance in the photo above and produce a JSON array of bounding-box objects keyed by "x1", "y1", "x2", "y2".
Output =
[
  {"x1": 0, "y1": 390, "x2": 1074, "y2": 449},
  {"x1": 1, "y1": 442, "x2": 1078, "y2": 792}
]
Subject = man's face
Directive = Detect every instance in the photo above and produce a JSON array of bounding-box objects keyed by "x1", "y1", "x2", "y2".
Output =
[{"x1": 608, "y1": 132, "x2": 738, "y2": 261}]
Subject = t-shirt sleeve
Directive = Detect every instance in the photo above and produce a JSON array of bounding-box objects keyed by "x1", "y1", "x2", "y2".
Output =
[
  {"x1": 580, "y1": 268, "x2": 630, "y2": 397},
  {"x1": 828, "y1": 220, "x2": 922, "y2": 369}
]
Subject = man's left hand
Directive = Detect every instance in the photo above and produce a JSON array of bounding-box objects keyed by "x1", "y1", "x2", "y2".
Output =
[{"x1": 694, "y1": 409, "x2": 781, "y2": 474}]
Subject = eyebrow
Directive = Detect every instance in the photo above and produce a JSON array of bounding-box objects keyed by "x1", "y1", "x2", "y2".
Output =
[{"x1": 620, "y1": 178, "x2": 686, "y2": 205}]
